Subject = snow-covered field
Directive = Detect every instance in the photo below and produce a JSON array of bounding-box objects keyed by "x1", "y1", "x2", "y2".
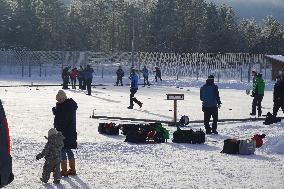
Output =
[{"x1": 1, "y1": 75, "x2": 283, "y2": 189}]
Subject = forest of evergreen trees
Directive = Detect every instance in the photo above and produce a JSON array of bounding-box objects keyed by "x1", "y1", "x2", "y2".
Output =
[{"x1": 0, "y1": 0, "x2": 283, "y2": 54}]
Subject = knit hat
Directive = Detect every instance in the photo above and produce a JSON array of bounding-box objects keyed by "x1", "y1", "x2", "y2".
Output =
[
  {"x1": 56, "y1": 90, "x2": 67, "y2": 101},
  {"x1": 208, "y1": 75, "x2": 214, "y2": 80},
  {"x1": 48, "y1": 128, "x2": 58, "y2": 137}
]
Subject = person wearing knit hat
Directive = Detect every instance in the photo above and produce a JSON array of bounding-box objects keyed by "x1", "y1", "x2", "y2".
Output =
[
  {"x1": 200, "y1": 74, "x2": 221, "y2": 134},
  {"x1": 52, "y1": 91, "x2": 78, "y2": 177},
  {"x1": 36, "y1": 128, "x2": 65, "y2": 184},
  {"x1": 48, "y1": 128, "x2": 58, "y2": 137},
  {"x1": 56, "y1": 90, "x2": 67, "y2": 103}
]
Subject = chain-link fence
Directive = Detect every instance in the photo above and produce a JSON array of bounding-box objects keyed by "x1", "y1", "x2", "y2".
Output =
[{"x1": 0, "y1": 50, "x2": 271, "y2": 82}]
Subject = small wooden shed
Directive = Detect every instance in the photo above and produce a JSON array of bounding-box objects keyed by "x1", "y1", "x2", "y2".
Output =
[{"x1": 265, "y1": 55, "x2": 284, "y2": 80}]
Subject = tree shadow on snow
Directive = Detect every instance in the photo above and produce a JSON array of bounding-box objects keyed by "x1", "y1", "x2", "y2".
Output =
[
  {"x1": 61, "y1": 176, "x2": 91, "y2": 189},
  {"x1": 169, "y1": 142, "x2": 220, "y2": 152},
  {"x1": 133, "y1": 109, "x2": 173, "y2": 120},
  {"x1": 236, "y1": 154, "x2": 277, "y2": 161},
  {"x1": 101, "y1": 134, "x2": 125, "y2": 140}
]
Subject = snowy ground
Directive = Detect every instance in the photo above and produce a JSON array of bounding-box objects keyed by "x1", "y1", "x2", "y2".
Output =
[{"x1": 0, "y1": 75, "x2": 284, "y2": 189}]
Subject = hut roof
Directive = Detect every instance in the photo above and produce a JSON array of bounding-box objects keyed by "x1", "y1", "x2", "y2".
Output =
[{"x1": 265, "y1": 55, "x2": 284, "y2": 63}]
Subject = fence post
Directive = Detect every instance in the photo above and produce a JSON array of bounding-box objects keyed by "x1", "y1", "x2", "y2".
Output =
[
  {"x1": 196, "y1": 63, "x2": 199, "y2": 80},
  {"x1": 248, "y1": 55, "x2": 251, "y2": 83},
  {"x1": 101, "y1": 64, "x2": 104, "y2": 79},
  {"x1": 28, "y1": 54, "x2": 31, "y2": 77},
  {"x1": 264, "y1": 55, "x2": 267, "y2": 81},
  {"x1": 44, "y1": 62, "x2": 47, "y2": 77},
  {"x1": 217, "y1": 55, "x2": 220, "y2": 82},
  {"x1": 21, "y1": 56, "x2": 24, "y2": 77},
  {"x1": 241, "y1": 66, "x2": 243, "y2": 82},
  {"x1": 39, "y1": 56, "x2": 42, "y2": 77}
]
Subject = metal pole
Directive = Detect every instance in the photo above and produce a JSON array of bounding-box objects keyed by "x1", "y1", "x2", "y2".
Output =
[
  {"x1": 131, "y1": 15, "x2": 135, "y2": 67},
  {"x1": 131, "y1": 7, "x2": 135, "y2": 68},
  {"x1": 174, "y1": 100, "x2": 177, "y2": 124}
]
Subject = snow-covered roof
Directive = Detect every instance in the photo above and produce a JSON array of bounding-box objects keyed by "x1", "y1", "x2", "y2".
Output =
[{"x1": 265, "y1": 55, "x2": 284, "y2": 63}]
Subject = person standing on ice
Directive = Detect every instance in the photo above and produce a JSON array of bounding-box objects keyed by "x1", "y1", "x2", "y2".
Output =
[
  {"x1": 128, "y1": 68, "x2": 143, "y2": 109},
  {"x1": 52, "y1": 90, "x2": 78, "y2": 177},
  {"x1": 250, "y1": 73, "x2": 265, "y2": 117},
  {"x1": 77, "y1": 66, "x2": 84, "y2": 89},
  {"x1": 153, "y1": 66, "x2": 162, "y2": 82},
  {"x1": 62, "y1": 66, "x2": 70, "y2": 89},
  {"x1": 115, "y1": 65, "x2": 124, "y2": 86},
  {"x1": 85, "y1": 65, "x2": 94, "y2": 95},
  {"x1": 36, "y1": 128, "x2": 65, "y2": 184},
  {"x1": 70, "y1": 67, "x2": 79, "y2": 89},
  {"x1": 200, "y1": 75, "x2": 221, "y2": 134},
  {"x1": 273, "y1": 75, "x2": 284, "y2": 117},
  {"x1": 142, "y1": 65, "x2": 150, "y2": 86}
]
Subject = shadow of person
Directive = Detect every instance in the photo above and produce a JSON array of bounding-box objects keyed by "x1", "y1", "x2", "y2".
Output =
[{"x1": 63, "y1": 176, "x2": 91, "y2": 189}]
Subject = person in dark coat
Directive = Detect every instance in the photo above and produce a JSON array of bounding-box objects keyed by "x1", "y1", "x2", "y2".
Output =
[
  {"x1": 84, "y1": 65, "x2": 94, "y2": 95},
  {"x1": 116, "y1": 65, "x2": 124, "y2": 86},
  {"x1": 200, "y1": 75, "x2": 221, "y2": 134},
  {"x1": 273, "y1": 76, "x2": 284, "y2": 117},
  {"x1": 77, "y1": 66, "x2": 84, "y2": 89},
  {"x1": 62, "y1": 66, "x2": 70, "y2": 89},
  {"x1": 36, "y1": 128, "x2": 65, "y2": 184},
  {"x1": 128, "y1": 69, "x2": 142, "y2": 109},
  {"x1": 142, "y1": 65, "x2": 150, "y2": 86},
  {"x1": 153, "y1": 66, "x2": 162, "y2": 82},
  {"x1": 81, "y1": 67, "x2": 87, "y2": 90},
  {"x1": 52, "y1": 90, "x2": 78, "y2": 177}
]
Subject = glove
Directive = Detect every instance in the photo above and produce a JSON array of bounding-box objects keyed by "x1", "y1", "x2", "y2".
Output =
[
  {"x1": 52, "y1": 107, "x2": 56, "y2": 114},
  {"x1": 36, "y1": 154, "x2": 41, "y2": 160}
]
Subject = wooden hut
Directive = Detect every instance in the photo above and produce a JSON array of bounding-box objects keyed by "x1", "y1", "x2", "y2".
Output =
[{"x1": 265, "y1": 55, "x2": 284, "y2": 80}]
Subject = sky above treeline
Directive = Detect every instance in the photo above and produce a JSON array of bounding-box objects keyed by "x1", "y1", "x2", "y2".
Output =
[
  {"x1": 207, "y1": 0, "x2": 284, "y2": 23},
  {"x1": 62, "y1": 0, "x2": 284, "y2": 23}
]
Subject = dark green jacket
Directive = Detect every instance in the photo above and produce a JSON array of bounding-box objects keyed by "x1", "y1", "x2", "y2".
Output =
[{"x1": 255, "y1": 76, "x2": 265, "y2": 96}]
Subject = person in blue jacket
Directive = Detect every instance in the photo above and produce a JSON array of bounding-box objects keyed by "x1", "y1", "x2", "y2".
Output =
[
  {"x1": 142, "y1": 65, "x2": 150, "y2": 86},
  {"x1": 128, "y1": 68, "x2": 143, "y2": 109},
  {"x1": 200, "y1": 75, "x2": 221, "y2": 134},
  {"x1": 84, "y1": 65, "x2": 94, "y2": 95}
]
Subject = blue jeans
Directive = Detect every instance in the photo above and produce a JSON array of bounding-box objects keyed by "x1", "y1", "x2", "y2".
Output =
[{"x1": 61, "y1": 149, "x2": 74, "y2": 161}]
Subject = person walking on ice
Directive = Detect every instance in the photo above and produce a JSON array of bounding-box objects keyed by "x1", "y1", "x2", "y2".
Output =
[
  {"x1": 200, "y1": 75, "x2": 221, "y2": 134},
  {"x1": 36, "y1": 128, "x2": 65, "y2": 184},
  {"x1": 128, "y1": 68, "x2": 143, "y2": 109}
]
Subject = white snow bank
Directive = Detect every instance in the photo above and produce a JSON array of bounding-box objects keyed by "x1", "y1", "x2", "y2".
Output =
[{"x1": 272, "y1": 140, "x2": 284, "y2": 154}]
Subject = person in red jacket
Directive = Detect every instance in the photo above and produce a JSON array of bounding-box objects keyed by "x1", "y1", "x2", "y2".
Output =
[
  {"x1": 251, "y1": 134, "x2": 266, "y2": 148},
  {"x1": 69, "y1": 68, "x2": 79, "y2": 89},
  {"x1": 0, "y1": 99, "x2": 14, "y2": 187}
]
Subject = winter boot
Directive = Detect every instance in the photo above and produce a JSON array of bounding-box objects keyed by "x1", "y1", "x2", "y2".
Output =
[
  {"x1": 205, "y1": 128, "x2": 212, "y2": 135},
  {"x1": 212, "y1": 130, "x2": 218, "y2": 134},
  {"x1": 40, "y1": 178, "x2": 48, "y2": 183},
  {"x1": 60, "y1": 160, "x2": 68, "y2": 177},
  {"x1": 67, "y1": 159, "x2": 77, "y2": 176},
  {"x1": 53, "y1": 179, "x2": 60, "y2": 184}
]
